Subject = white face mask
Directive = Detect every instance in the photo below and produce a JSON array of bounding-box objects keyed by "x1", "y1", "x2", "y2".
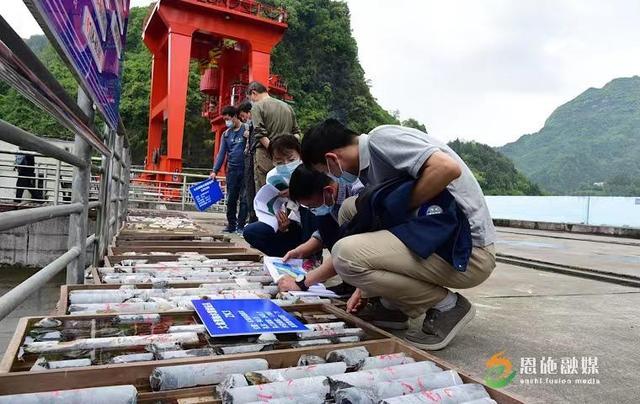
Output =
[
  {"x1": 225, "y1": 119, "x2": 233, "y2": 128},
  {"x1": 310, "y1": 191, "x2": 335, "y2": 216},
  {"x1": 275, "y1": 159, "x2": 302, "y2": 177},
  {"x1": 326, "y1": 157, "x2": 358, "y2": 185}
]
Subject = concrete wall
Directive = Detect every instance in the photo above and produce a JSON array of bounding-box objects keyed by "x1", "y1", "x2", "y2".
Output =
[
  {"x1": 486, "y1": 196, "x2": 640, "y2": 229},
  {"x1": 0, "y1": 215, "x2": 95, "y2": 267}
]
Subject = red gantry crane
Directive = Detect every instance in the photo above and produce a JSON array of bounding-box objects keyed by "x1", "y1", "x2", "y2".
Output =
[{"x1": 142, "y1": 0, "x2": 291, "y2": 185}]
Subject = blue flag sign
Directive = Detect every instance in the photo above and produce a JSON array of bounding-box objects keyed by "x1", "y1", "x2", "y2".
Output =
[
  {"x1": 189, "y1": 179, "x2": 224, "y2": 211},
  {"x1": 192, "y1": 299, "x2": 310, "y2": 337}
]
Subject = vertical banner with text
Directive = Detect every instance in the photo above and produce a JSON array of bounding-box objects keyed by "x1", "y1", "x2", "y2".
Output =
[{"x1": 26, "y1": 0, "x2": 131, "y2": 130}]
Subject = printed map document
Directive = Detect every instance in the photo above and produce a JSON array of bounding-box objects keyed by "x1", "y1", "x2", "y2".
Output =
[{"x1": 263, "y1": 257, "x2": 339, "y2": 298}]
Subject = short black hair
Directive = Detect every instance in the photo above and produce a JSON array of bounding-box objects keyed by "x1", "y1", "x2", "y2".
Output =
[
  {"x1": 289, "y1": 165, "x2": 333, "y2": 203},
  {"x1": 238, "y1": 100, "x2": 252, "y2": 113},
  {"x1": 301, "y1": 119, "x2": 358, "y2": 165},
  {"x1": 268, "y1": 134, "x2": 301, "y2": 158},
  {"x1": 246, "y1": 81, "x2": 268, "y2": 95},
  {"x1": 221, "y1": 105, "x2": 238, "y2": 117}
]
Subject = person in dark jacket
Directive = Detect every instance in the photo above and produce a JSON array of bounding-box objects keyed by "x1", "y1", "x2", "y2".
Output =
[
  {"x1": 238, "y1": 100, "x2": 257, "y2": 223},
  {"x1": 210, "y1": 105, "x2": 248, "y2": 233},
  {"x1": 301, "y1": 119, "x2": 497, "y2": 350},
  {"x1": 276, "y1": 165, "x2": 362, "y2": 296},
  {"x1": 14, "y1": 149, "x2": 43, "y2": 202}
]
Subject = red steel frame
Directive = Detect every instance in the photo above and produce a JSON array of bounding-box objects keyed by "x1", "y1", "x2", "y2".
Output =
[{"x1": 142, "y1": 0, "x2": 288, "y2": 181}]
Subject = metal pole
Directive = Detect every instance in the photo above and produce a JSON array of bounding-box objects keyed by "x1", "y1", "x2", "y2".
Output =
[
  {"x1": 66, "y1": 86, "x2": 93, "y2": 285},
  {"x1": 123, "y1": 149, "x2": 131, "y2": 218},
  {"x1": 120, "y1": 145, "x2": 129, "y2": 222},
  {"x1": 112, "y1": 134, "x2": 123, "y2": 235},
  {"x1": 181, "y1": 174, "x2": 187, "y2": 211},
  {"x1": 53, "y1": 159, "x2": 61, "y2": 205},
  {"x1": 0, "y1": 247, "x2": 80, "y2": 320},
  {"x1": 96, "y1": 128, "x2": 114, "y2": 264}
]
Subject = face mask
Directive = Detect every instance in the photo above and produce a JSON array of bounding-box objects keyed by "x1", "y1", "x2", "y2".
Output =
[
  {"x1": 310, "y1": 192, "x2": 335, "y2": 216},
  {"x1": 326, "y1": 157, "x2": 358, "y2": 185},
  {"x1": 225, "y1": 120, "x2": 233, "y2": 128},
  {"x1": 275, "y1": 159, "x2": 302, "y2": 177}
]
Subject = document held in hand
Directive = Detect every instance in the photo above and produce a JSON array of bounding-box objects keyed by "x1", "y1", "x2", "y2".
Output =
[{"x1": 254, "y1": 183, "x2": 287, "y2": 231}]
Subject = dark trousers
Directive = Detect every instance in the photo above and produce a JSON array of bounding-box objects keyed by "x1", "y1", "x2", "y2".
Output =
[
  {"x1": 225, "y1": 167, "x2": 248, "y2": 230},
  {"x1": 15, "y1": 173, "x2": 42, "y2": 202},
  {"x1": 243, "y1": 221, "x2": 304, "y2": 257},
  {"x1": 244, "y1": 152, "x2": 257, "y2": 223}
]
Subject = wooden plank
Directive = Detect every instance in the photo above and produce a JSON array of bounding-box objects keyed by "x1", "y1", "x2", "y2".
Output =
[
  {"x1": 0, "y1": 317, "x2": 28, "y2": 373},
  {"x1": 110, "y1": 246, "x2": 245, "y2": 255},
  {"x1": 115, "y1": 241, "x2": 234, "y2": 248},
  {"x1": 89, "y1": 266, "x2": 102, "y2": 284},
  {"x1": 106, "y1": 253, "x2": 262, "y2": 264},
  {"x1": 116, "y1": 232, "x2": 227, "y2": 241}
]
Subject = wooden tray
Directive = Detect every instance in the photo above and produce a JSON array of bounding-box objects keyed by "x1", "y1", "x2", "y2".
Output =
[
  {"x1": 57, "y1": 281, "x2": 278, "y2": 315},
  {"x1": 115, "y1": 240, "x2": 233, "y2": 248},
  {"x1": 116, "y1": 231, "x2": 225, "y2": 241},
  {"x1": 109, "y1": 246, "x2": 247, "y2": 255},
  {"x1": 104, "y1": 253, "x2": 262, "y2": 268},
  {"x1": 0, "y1": 304, "x2": 389, "y2": 382},
  {"x1": 0, "y1": 328, "x2": 523, "y2": 403}
]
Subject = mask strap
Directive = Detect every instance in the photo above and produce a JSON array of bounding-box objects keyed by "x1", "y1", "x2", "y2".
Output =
[{"x1": 326, "y1": 155, "x2": 343, "y2": 177}]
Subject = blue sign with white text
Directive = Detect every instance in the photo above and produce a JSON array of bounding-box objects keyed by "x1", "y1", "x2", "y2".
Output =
[
  {"x1": 189, "y1": 179, "x2": 224, "y2": 211},
  {"x1": 192, "y1": 299, "x2": 310, "y2": 337}
]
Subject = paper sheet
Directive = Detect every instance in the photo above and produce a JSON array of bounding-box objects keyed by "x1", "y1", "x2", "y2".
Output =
[
  {"x1": 264, "y1": 257, "x2": 306, "y2": 281},
  {"x1": 254, "y1": 184, "x2": 287, "y2": 231}
]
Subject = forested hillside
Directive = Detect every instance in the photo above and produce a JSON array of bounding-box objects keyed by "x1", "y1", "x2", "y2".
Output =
[
  {"x1": 501, "y1": 76, "x2": 640, "y2": 196},
  {"x1": 1, "y1": 1, "x2": 541, "y2": 195}
]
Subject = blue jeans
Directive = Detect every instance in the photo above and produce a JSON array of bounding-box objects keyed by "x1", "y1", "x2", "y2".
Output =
[
  {"x1": 225, "y1": 167, "x2": 247, "y2": 230},
  {"x1": 243, "y1": 221, "x2": 304, "y2": 257}
]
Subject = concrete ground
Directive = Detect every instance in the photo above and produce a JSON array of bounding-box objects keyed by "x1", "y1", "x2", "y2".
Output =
[
  {"x1": 415, "y1": 263, "x2": 640, "y2": 403},
  {"x1": 495, "y1": 227, "x2": 640, "y2": 277}
]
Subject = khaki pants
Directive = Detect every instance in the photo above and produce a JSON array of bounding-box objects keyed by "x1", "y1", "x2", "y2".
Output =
[
  {"x1": 332, "y1": 196, "x2": 496, "y2": 317},
  {"x1": 253, "y1": 147, "x2": 274, "y2": 191}
]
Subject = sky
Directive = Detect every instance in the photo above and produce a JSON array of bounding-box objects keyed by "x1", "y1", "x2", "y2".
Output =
[{"x1": 2, "y1": 0, "x2": 640, "y2": 146}]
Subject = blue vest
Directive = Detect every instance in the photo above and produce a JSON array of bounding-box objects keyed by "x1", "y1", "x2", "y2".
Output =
[{"x1": 341, "y1": 178, "x2": 473, "y2": 271}]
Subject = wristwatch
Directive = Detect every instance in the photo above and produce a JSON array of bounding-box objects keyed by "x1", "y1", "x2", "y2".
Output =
[{"x1": 295, "y1": 274, "x2": 309, "y2": 291}]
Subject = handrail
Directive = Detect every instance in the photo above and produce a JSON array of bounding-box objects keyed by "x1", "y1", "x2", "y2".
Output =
[
  {"x1": 0, "y1": 202, "x2": 83, "y2": 231},
  {"x1": 0, "y1": 16, "x2": 132, "y2": 321},
  {"x1": 0, "y1": 247, "x2": 80, "y2": 320},
  {"x1": 0, "y1": 119, "x2": 88, "y2": 168}
]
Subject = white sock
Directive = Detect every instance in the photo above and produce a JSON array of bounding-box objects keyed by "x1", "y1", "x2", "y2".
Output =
[{"x1": 434, "y1": 291, "x2": 457, "y2": 312}]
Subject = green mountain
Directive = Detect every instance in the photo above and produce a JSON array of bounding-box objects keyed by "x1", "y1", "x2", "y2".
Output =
[
  {"x1": 448, "y1": 140, "x2": 542, "y2": 196},
  {"x1": 500, "y1": 76, "x2": 640, "y2": 196}
]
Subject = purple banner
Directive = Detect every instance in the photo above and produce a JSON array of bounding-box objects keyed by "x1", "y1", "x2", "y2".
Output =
[{"x1": 27, "y1": 0, "x2": 130, "y2": 130}]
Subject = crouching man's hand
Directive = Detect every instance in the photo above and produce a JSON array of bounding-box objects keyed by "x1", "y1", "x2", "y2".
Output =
[
  {"x1": 346, "y1": 288, "x2": 367, "y2": 313},
  {"x1": 277, "y1": 276, "x2": 301, "y2": 292}
]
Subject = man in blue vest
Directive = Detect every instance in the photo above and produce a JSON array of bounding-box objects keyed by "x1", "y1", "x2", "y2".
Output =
[
  {"x1": 301, "y1": 119, "x2": 496, "y2": 350},
  {"x1": 211, "y1": 106, "x2": 248, "y2": 233}
]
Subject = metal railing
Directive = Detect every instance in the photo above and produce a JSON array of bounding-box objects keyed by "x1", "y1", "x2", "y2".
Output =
[
  {"x1": 198, "y1": 0, "x2": 288, "y2": 23},
  {"x1": 127, "y1": 168, "x2": 229, "y2": 213},
  {"x1": 0, "y1": 152, "x2": 100, "y2": 205},
  {"x1": 0, "y1": 16, "x2": 130, "y2": 321}
]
